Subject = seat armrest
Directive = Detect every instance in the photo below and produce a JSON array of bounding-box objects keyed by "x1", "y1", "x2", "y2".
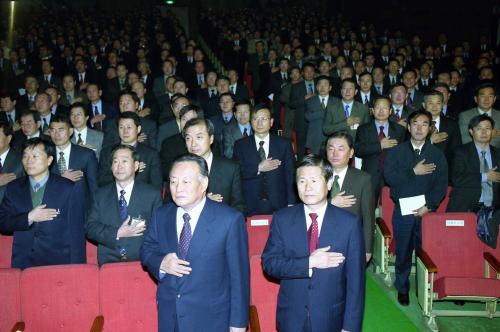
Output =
[
  {"x1": 90, "y1": 316, "x2": 104, "y2": 332},
  {"x1": 249, "y1": 305, "x2": 261, "y2": 332},
  {"x1": 11, "y1": 322, "x2": 25, "y2": 332},
  {"x1": 484, "y1": 252, "x2": 500, "y2": 274},
  {"x1": 375, "y1": 218, "x2": 391, "y2": 239},
  {"x1": 416, "y1": 249, "x2": 438, "y2": 273}
]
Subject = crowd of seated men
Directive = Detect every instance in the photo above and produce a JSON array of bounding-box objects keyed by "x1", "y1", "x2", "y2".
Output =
[{"x1": 0, "y1": 6, "x2": 498, "y2": 308}]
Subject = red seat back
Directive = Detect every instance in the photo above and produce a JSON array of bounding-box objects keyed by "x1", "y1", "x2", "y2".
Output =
[
  {"x1": 20, "y1": 264, "x2": 99, "y2": 332},
  {"x1": 99, "y1": 261, "x2": 158, "y2": 332},
  {"x1": 436, "y1": 186, "x2": 452, "y2": 213},
  {"x1": 381, "y1": 186, "x2": 396, "y2": 253},
  {"x1": 0, "y1": 268, "x2": 21, "y2": 332},
  {"x1": 247, "y1": 215, "x2": 272, "y2": 256},
  {"x1": 421, "y1": 212, "x2": 484, "y2": 279},
  {"x1": 86, "y1": 240, "x2": 98, "y2": 265},
  {"x1": 250, "y1": 255, "x2": 279, "y2": 332},
  {"x1": 0, "y1": 234, "x2": 13, "y2": 268}
]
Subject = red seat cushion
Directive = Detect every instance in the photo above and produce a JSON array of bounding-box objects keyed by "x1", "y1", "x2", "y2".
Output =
[
  {"x1": 247, "y1": 215, "x2": 272, "y2": 256},
  {"x1": 250, "y1": 255, "x2": 279, "y2": 332},
  {"x1": 434, "y1": 276, "x2": 500, "y2": 298},
  {"x1": 0, "y1": 234, "x2": 13, "y2": 268},
  {"x1": 0, "y1": 268, "x2": 21, "y2": 332}
]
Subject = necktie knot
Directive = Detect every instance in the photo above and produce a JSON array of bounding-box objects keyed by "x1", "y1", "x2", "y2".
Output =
[
  {"x1": 308, "y1": 212, "x2": 319, "y2": 254},
  {"x1": 179, "y1": 213, "x2": 192, "y2": 259},
  {"x1": 243, "y1": 127, "x2": 248, "y2": 137},
  {"x1": 183, "y1": 212, "x2": 191, "y2": 224},
  {"x1": 379, "y1": 125, "x2": 385, "y2": 134},
  {"x1": 33, "y1": 183, "x2": 40, "y2": 192},
  {"x1": 415, "y1": 148, "x2": 420, "y2": 156},
  {"x1": 309, "y1": 212, "x2": 318, "y2": 222},
  {"x1": 259, "y1": 140, "x2": 265, "y2": 147}
]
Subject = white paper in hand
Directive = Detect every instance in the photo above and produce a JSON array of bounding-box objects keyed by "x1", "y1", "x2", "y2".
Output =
[{"x1": 399, "y1": 195, "x2": 426, "y2": 216}]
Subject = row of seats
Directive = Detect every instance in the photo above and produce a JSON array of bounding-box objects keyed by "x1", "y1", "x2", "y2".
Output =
[{"x1": 0, "y1": 262, "x2": 157, "y2": 332}]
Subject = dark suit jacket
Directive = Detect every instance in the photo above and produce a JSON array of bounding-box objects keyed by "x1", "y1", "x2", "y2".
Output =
[
  {"x1": 196, "y1": 88, "x2": 219, "y2": 119},
  {"x1": 98, "y1": 143, "x2": 162, "y2": 190},
  {"x1": 230, "y1": 83, "x2": 250, "y2": 102},
  {"x1": 0, "y1": 175, "x2": 86, "y2": 269},
  {"x1": 432, "y1": 116, "x2": 462, "y2": 171},
  {"x1": 355, "y1": 120, "x2": 407, "y2": 197},
  {"x1": 389, "y1": 105, "x2": 413, "y2": 123},
  {"x1": 354, "y1": 90, "x2": 380, "y2": 108},
  {"x1": 51, "y1": 144, "x2": 98, "y2": 208},
  {"x1": 38, "y1": 74, "x2": 62, "y2": 91},
  {"x1": 0, "y1": 148, "x2": 25, "y2": 202},
  {"x1": 160, "y1": 133, "x2": 187, "y2": 181},
  {"x1": 209, "y1": 156, "x2": 245, "y2": 213},
  {"x1": 384, "y1": 141, "x2": 448, "y2": 211},
  {"x1": 334, "y1": 168, "x2": 375, "y2": 253},
  {"x1": 102, "y1": 117, "x2": 158, "y2": 150},
  {"x1": 447, "y1": 142, "x2": 500, "y2": 212},
  {"x1": 233, "y1": 135, "x2": 297, "y2": 216},
  {"x1": 85, "y1": 180, "x2": 162, "y2": 265},
  {"x1": 261, "y1": 203, "x2": 365, "y2": 332},
  {"x1": 156, "y1": 119, "x2": 180, "y2": 151},
  {"x1": 209, "y1": 114, "x2": 236, "y2": 155},
  {"x1": 87, "y1": 102, "x2": 118, "y2": 132},
  {"x1": 140, "y1": 199, "x2": 250, "y2": 332}
]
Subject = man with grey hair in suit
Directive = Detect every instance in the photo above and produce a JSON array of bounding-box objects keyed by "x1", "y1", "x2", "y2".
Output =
[
  {"x1": 223, "y1": 99, "x2": 252, "y2": 159},
  {"x1": 69, "y1": 102, "x2": 103, "y2": 160}
]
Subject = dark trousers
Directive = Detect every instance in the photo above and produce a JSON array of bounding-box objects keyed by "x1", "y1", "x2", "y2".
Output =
[{"x1": 392, "y1": 207, "x2": 422, "y2": 294}]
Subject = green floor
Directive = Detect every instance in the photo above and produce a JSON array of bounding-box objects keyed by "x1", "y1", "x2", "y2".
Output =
[{"x1": 364, "y1": 268, "x2": 500, "y2": 331}]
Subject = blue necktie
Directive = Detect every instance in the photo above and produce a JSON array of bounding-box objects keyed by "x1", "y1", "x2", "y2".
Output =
[
  {"x1": 119, "y1": 190, "x2": 128, "y2": 221},
  {"x1": 179, "y1": 213, "x2": 192, "y2": 259},
  {"x1": 345, "y1": 104, "x2": 350, "y2": 118}
]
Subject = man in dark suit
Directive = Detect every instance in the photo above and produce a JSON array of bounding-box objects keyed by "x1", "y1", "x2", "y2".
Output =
[
  {"x1": 402, "y1": 69, "x2": 424, "y2": 112},
  {"x1": 102, "y1": 91, "x2": 157, "y2": 149},
  {"x1": 209, "y1": 92, "x2": 237, "y2": 154},
  {"x1": 268, "y1": 58, "x2": 290, "y2": 126},
  {"x1": 69, "y1": 103, "x2": 104, "y2": 160},
  {"x1": 262, "y1": 154, "x2": 365, "y2": 332},
  {"x1": 16, "y1": 75, "x2": 39, "y2": 112},
  {"x1": 290, "y1": 63, "x2": 316, "y2": 159},
  {"x1": 12, "y1": 110, "x2": 50, "y2": 151},
  {"x1": 98, "y1": 112, "x2": 162, "y2": 190},
  {"x1": 184, "y1": 118, "x2": 245, "y2": 213},
  {"x1": 384, "y1": 110, "x2": 448, "y2": 306},
  {"x1": 355, "y1": 71, "x2": 379, "y2": 108},
  {"x1": 86, "y1": 83, "x2": 118, "y2": 133},
  {"x1": 448, "y1": 114, "x2": 500, "y2": 212},
  {"x1": 326, "y1": 131, "x2": 375, "y2": 262},
  {"x1": 38, "y1": 59, "x2": 62, "y2": 91},
  {"x1": 323, "y1": 78, "x2": 370, "y2": 143},
  {"x1": 389, "y1": 83, "x2": 414, "y2": 127},
  {"x1": 141, "y1": 154, "x2": 249, "y2": 332},
  {"x1": 86, "y1": 144, "x2": 162, "y2": 265},
  {"x1": 227, "y1": 69, "x2": 250, "y2": 102},
  {"x1": 384, "y1": 59, "x2": 402, "y2": 87},
  {"x1": 0, "y1": 137, "x2": 86, "y2": 269},
  {"x1": 417, "y1": 62, "x2": 434, "y2": 93},
  {"x1": 59, "y1": 74, "x2": 89, "y2": 108},
  {"x1": 45, "y1": 86, "x2": 69, "y2": 117},
  {"x1": 233, "y1": 105, "x2": 297, "y2": 216},
  {"x1": 223, "y1": 100, "x2": 252, "y2": 159},
  {"x1": 156, "y1": 94, "x2": 187, "y2": 151},
  {"x1": 0, "y1": 123, "x2": 24, "y2": 202},
  {"x1": 48, "y1": 113, "x2": 98, "y2": 208},
  {"x1": 372, "y1": 67, "x2": 391, "y2": 97},
  {"x1": 423, "y1": 91, "x2": 462, "y2": 173},
  {"x1": 0, "y1": 92, "x2": 21, "y2": 127},
  {"x1": 355, "y1": 96, "x2": 407, "y2": 205}
]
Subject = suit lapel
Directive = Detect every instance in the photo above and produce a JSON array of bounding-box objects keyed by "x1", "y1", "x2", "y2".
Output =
[
  {"x1": 340, "y1": 168, "x2": 353, "y2": 192},
  {"x1": 318, "y1": 204, "x2": 336, "y2": 249},
  {"x1": 468, "y1": 143, "x2": 481, "y2": 173},
  {"x1": 268, "y1": 135, "x2": 278, "y2": 159},
  {"x1": 3, "y1": 150, "x2": 17, "y2": 172},
  {"x1": 293, "y1": 204, "x2": 309, "y2": 256}
]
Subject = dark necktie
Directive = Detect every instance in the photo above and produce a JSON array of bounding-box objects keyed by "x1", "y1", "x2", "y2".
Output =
[
  {"x1": 42, "y1": 118, "x2": 49, "y2": 133},
  {"x1": 395, "y1": 109, "x2": 401, "y2": 122},
  {"x1": 414, "y1": 149, "x2": 421, "y2": 158},
  {"x1": 258, "y1": 141, "x2": 266, "y2": 160},
  {"x1": 0, "y1": 157, "x2": 3, "y2": 173},
  {"x1": 179, "y1": 213, "x2": 192, "y2": 259},
  {"x1": 243, "y1": 127, "x2": 248, "y2": 137},
  {"x1": 321, "y1": 98, "x2": 326, "y2": 109},
  {"x1": 364, "y1": 95, "x2": 369, "y2": 105},
  {"x1": 430, "y1": 120, "x2": 438, "y2": 134},
  {"x1": 407, "y1": 94, "x2": 413, "y2": 107},
  {"x1": 308, "y1": 213, "x2": 319, "y2": 254},
  {"x1": 7, "y1": 114, "x2": 13, "y2": 126},
  {"x1": 94, "y1": 106, "x2": 102, "y2": 131},
  {"x1": 331, "y1": 175, "x2": 340, "y2": 197},
  {"x1": 77, "y1": 133, "x2": 83, "y2": 145},
  {"x1": 378, "y1": 126, "x2": 386, "y2": 168},
  {"x1": 480, "y1": 151, "x2": 493, "y2": 206},
  {"x1": 119, "y1": 189, "x2": 128, "y2": 221}
]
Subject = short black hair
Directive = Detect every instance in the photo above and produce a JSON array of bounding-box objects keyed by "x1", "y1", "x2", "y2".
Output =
[
  {"x1": 326, "y1": 130, "x2": 354, "y2": 149},
  {"x1": 119, "y1": 91, "x2": 140, "y2": 105},
  {"x1": 315, "y1": 75, "x2": 331, "y2": 85},
  {"x1": 407, "y1": 109, "x2": 432, "y2": 124},
  {"x1": 182, "y1": 118, "x2": 214, "y2": 138},
  {"x1": 468, "y1": 114, "x2": 495, "y2": 131},
  {"x1": 179, "y1": 104, "x2": 202, "y2": 119},
  {"x1": 70, "y1": 102, "x2": 89, "y2": 117},
  {"x1": 251, "y1": 104, "x2": 272, "y2": 118},
  {"x1": 20, "y1": 110, "x2": 40, "y2": 122},
  {"x1": 0, "y1": 122, "x2": 13, "y2": 137},
  {"x1": 111, "y1": 144, "x2": 140, "y2": 162},
  {"x1": 23, "y1": 137, "x2": 55, "y2": 159},
  {"x1": 50, "y1": 113, "x2": 72, "y2": 127},
  {"x1": 296, "y1": 154, "x2": 333, "y2": 182},
  {"x1": 475, "y1": 82, "x2": 496, "y2": 96},
  {"x1": 423, "y1": 90, "x2": 444, "y2": 103},
  {"x1": 171, "y1": 153, "x2": 209, "y2": 178},
  {"x1": 235, "y1": 99, "x2": 252, "y2": 109},
  {"x1": 118, "y1": 111, "x2": 141, "y2": 128}
]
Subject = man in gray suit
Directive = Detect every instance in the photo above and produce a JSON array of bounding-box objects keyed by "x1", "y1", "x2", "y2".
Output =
[
  {"x1": 223, "y1": 100, "x2": 252, "y2": 159},
  {"x1": 326, "y1": 130, "x2": 374, "y2": 262},
  {"x1": 305, "y1": 76, "x2": 340, "y2": 154},
  {"x1": 69, "y1": 103, "x2": 103, "y2": 160},
  {"x1": 459, "y1": 82, "x2": 500, "y2": 148},
  {"x1": 323, "y1": 78, "x2": 370, "y2": 142},
  {"x1": 0, "y1": 123, "x2": 24, "y2": 202}
]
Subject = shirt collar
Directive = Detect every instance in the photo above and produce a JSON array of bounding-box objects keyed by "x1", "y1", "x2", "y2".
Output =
[
  {"x1": 56, "y1": 143, "x2": 72, "y2": 156},
  {"x1": 0, "y1": 148, "x2": 10, "y2": 164},
  {"x1": 29, "y1": 173, "x2": 49, "y2": 190}
]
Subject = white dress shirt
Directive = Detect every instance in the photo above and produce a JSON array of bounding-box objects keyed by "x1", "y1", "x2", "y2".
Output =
[
  {"x1": 176, "y1": 197, "x2": 207, "y2": 241},
  {"x1": 116, "y1": 180, "x2": 134, "y2": 206},
  {"x1": 254, "y1": 133, "x2": 270, "y2": 158},
  {"x1": 333, "y1": 166, "x2": 349, "y2": 190},
  {"x1": 74, "y1": 126, "x2": 88, "y2": 144}
]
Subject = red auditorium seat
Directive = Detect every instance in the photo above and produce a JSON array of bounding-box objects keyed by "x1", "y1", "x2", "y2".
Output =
[
  {"x1": 16, "y1": 264, "x2": 103, "y2": 332},
  {"x1": 99, "y1": 261, "x2": 158, "y2": 332},
  {"x1": 249, "y1": 255, "x2": 279, "y2": 332},
  {"x1": 0, "y1": 234, "x2": 13, "y2": 268},
  {"x1": 86, "y1": 240, "x2": 98, "y2": 265},
  {"x1": 247, "y1": 215, "x2": 272, "y2": 256},
  {"x1": 435, "y1": 186, "x2": 452, "y2": 213},
  {"x1": 416, "y1": 212, "x2": 500, "y2": 328},
  {"x1": 0, "y1": 268, "x2": 22, "y2": 332}
]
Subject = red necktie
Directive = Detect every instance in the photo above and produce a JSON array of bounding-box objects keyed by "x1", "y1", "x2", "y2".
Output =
[
  {"x1": 308, "y1": 213, "x2": 319, "y2": 254},
  {"x1": 378, "y1": 125, "x2": 386, "y2": 169}
]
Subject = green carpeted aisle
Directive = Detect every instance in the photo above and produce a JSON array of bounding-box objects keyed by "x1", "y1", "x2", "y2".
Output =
[{"x1": 363, "y1": 272, "x2": 420, "y2": 332}]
